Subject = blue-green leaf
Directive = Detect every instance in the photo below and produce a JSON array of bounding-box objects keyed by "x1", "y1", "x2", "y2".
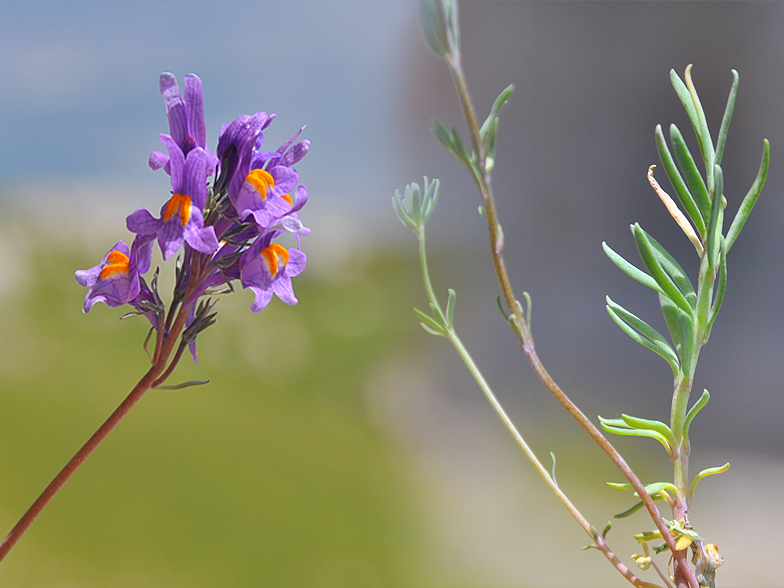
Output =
[
  {"x1": 606, "y1": 297, "x2": 679, "y2": 373},
  {"x1": 620, "y1": 414, "x2": 677, "y2": 448},
  {"x1": 715, "y1": 70, "x2": 739, "y2": 166},
  {"x1": 670, "y1": 69, "x2": 701, "y2": 142},
  {"x1": 655, "y1": 124, "x2": 706, "y2": 236},
  {"x1": 659, "y1": 294, "x2": 684, "y2": 363},
  {"x1": 599, "y1": 416, "x2": 674, "y2": 455},
  {"x1": 689, "y1": 462, "x2": 730, "y2": 500},
  {"x1": 676, "y1": 309, "x2": 694, "y2": 375},
  {"x1": 612, "y1": 495, "x2": 665, "y2": 519},
  {"x1": 414, "y1": 307, "x2": 448, "y2": 337},
  {"x1": 637, "y1": 226, "x2": 696, "y2": 305},
  {"x1": 431, "y1": 119, "x2": 455, "y2": 153},
  {"x1": 603, "y1": 242, "x2": 662, "y2": 295},
  {"x1": 479, "y1": 84, "x2": 514, "y2": 142},
  {"x1": 707, "y1": 238, "x2": 727, "y2": 336},
  {"x1": 684, "y1": 65, "x2": 716, "y2": 180},
  {"x1": 445, "y1": 288, "x2": 456, "y2": 329},
  {"x1": 632, "y1": 224, "x2": 693, "y2": 315},
  {"x1": 706, "y1": 165, "x2": 724, "y2": 271},
  {"x1": 725, "y1": 139, "x2": 770, "y2": 253},
  {"x1": 683, "y1": 389, "x2": 710, "y2": 439},
  {"x1": 670, "y1": 123, "x2": 711, "y2": 224}
]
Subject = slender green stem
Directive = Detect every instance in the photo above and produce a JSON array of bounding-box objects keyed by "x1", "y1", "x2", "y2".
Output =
[
  {"x1": 438, "y1": 15, "x2": 698, "y2": 588},
  {"x1": 417, "y1": 228, "x2": 660, "y2": 588}
]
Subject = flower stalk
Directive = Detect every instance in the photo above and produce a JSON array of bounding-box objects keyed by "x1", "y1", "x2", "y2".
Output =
[{"x1": 0, "y1": 72, "x2": 312, "y2": 563}]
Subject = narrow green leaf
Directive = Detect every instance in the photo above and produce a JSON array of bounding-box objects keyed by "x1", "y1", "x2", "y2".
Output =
[
  {"x1": 602, "y1": 242, "x2": 663, "y2": 295},
  {"x1": 410, "y1": 182, "x2": 422, "y2": 221},
  {"x1": 620, "y1": 414, "x2": 677, "y2": 448},
  {"x1": 677, "y1": 308, "x2": 694, "y2": 375},
  {"x1": 450, "y1": 126, "x2": 472, "y2": 167},
  {"x1": 683, "y1": 389, "x2": 710, "y2": 439},
  {"x1": 522, "y1": 292, "x2": 532, "y2": 331},
  {"x1": 655, "y1": 124, "x2": 706, "y2": 236},
  {"x1": 431, "y1": 119, "x2": 455, "y2": 153},
  {"x1": 550, "y1": 452, "x2": 558, "y2": 487},
  {"x1": 606, "y1": 298, "x2": 679, "y2": 373},
  {"x1": 428, "y1": 301, "x2": 447, "y2": 326},
  {"x1": 725, "y1": 139, "x2": 770, "y2": 253},
  {"x1": 658, "y1": 294, "x2": 684, "y2": 365},
  {"x1": 155, "y1": 379, "x2": 210, "y2": 390},
  {"x1": 637, "y1": 226, "x2": 696, "y2": 304},
  {"x1": 450, "y1": 127, "x2": 483, "y2": 187},
  {"x1": 684, "y1": 65, "x2": 716, "y2": 178},
  {"x1": 707, "y1": 238, "x2": 727, "y2": 336},
  {"x1": 689, "y1": 462, "x2": 730, "y2": 499},
  {"x1": 600, "y1": 417, "x2": 627, "y2": 429},
  {"x1": 706, "y1": 164, "x2": 724, "y2": 271},
  {"x1": 632, "y1": 224, "x2": 692, "y2": 314},
  {"x1": 495, "y1": 296, "x2": 507, "y2": 322},
  {"x1": 613, "y1": 500, "x2": 646, "y2": 519},
  {"x1": 641, "y1": 481, "x2": 678, "y2": 496},
  {"x1": 670, "y1": 69, "x2": 700, "y2": 141},
  {"x1": 391, "y1": 191, "x2": 416, "y2": 232},
  {"x1": 715, "y1": 69, "x2": 739, "y2": 166},
  {"x1": 422, "y1": 177, "x2": 440, "y2": 221},
  {"x1": 445, "y1": 288, "x2": 456, "y2": 330},
  {"x1": 670, "y1": 123, "x2": 712, "y2": 223},
  {"x1": 414, "y1": 307, "x2": 447, "y2": 336},
  {"x1": 484, "y1": 117, "x2": 499, "y2": 173},
  {"x1": 602, "y1": 520, "x2": 612, "y2": 539},
  {"x1": 420, "y1": 322, "x2": 446, "y2": 337},
  {"x1": 599, "y1": 417, "x2": 674, "y2": 455},
  {"x1": 480, "y1": 84, "x2": 515, "y2": 141}
]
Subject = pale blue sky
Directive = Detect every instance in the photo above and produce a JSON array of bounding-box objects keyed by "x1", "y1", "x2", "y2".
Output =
[{"x1": 0, "y1": 0, "x2": 415, "y2": 215}]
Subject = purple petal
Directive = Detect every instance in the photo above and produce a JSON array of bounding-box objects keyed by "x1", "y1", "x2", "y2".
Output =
[
  {"x1": 149, "y1": 151, "x2": 169, "y2": 171},
  {"x1": 183, "y1": 148, "x2": 209, "y2": 209},
  {"x1": 159, "y1": 73, "x2": 187, "y2": 149},
  {"x1": 279, "y1": 139, "x2": 310, "y2": 167},
  {"x1": 290, "y1": 184, "x2": 309, "y2": 213},
  {"x1": 159, "y1": 134, "x2": 185, "y2": 192},
  {"x1": 286, "y1": 249, "x2": 307, "y2": 278},
  {"x1": 158, "y1": 219, "x2": 184, "y2": 260},
  {"x1": 184, "y1": 74, "x2": 206, "y2": 148},
  {"x1": 271, "y1": 274, "x2": 298, "y2": 305},
  {"x1": 127, "y1": 208, "x2": 161, "y2": 236},
  {"x1": 184, "y1": 222, "x2": 219, "y2": 255},
  {"x1": 75, "y1": 266, "x2": 101, "y2": 288},
  {"x1": 248, "y1": 286, "x2": 273, "y2": 313},
  {"x1": 269, "y1": 166, "x2": 299, "y2": 195}
]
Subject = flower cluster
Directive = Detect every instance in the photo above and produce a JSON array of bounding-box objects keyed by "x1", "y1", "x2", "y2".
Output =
[{"x1": 76, "y1": 73, "x2": 310, "y2": 359}]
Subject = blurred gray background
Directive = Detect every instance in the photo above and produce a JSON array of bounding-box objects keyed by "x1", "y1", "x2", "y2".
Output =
[{"x1": 1, "y1": 1, "x2": 783, "y2": 586}]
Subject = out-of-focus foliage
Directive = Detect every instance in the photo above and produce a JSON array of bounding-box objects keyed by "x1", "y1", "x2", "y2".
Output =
[{"x1": 0, "y1": 221, "x2": 424, "y2": 587}]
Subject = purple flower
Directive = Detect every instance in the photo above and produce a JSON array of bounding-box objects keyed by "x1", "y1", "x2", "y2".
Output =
[
  {"x1": 127, "y1": 136, "x2": 219, "y2": 260},
  {"x1": 214, "y1": 112, "x2": 273, "y2": 197},
  {"x1": 239, "y1": 234, "x2": 306, "y2": 312},
  {"x1": 149, "y1": 73, "x2": 217, "y2": 175},
  {"x1": 228, "y1": 126, "x2": 310, "y2": 230},
  {"x1": 75, "y1": 237, "x2": 153, "y2": 313}
]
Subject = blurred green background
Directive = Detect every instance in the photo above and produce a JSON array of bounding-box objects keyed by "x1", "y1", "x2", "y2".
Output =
[
  {"x1": 0, "y1": 229, "x2": 429, "y2": 587},
  {"x1": 2, "y1": 1, "x2": 784, "y2": 586}
]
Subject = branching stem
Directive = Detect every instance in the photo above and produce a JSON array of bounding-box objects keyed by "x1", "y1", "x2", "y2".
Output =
[{"x1": 438, "y1": 18, "x2": 699, "y2": 588}]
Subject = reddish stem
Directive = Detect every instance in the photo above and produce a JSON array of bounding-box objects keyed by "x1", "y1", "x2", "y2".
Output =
[{"x1": 0, "y1": 274, "x2": 197, "y2": 563}]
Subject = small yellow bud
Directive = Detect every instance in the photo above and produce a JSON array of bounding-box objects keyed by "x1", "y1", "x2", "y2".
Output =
[
  {"x1": 632, "y1": 555, "x2": 652, "y2": 570},
  {"x1": 675, "y1": 535, "x2": 693, "y2": 551}
]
